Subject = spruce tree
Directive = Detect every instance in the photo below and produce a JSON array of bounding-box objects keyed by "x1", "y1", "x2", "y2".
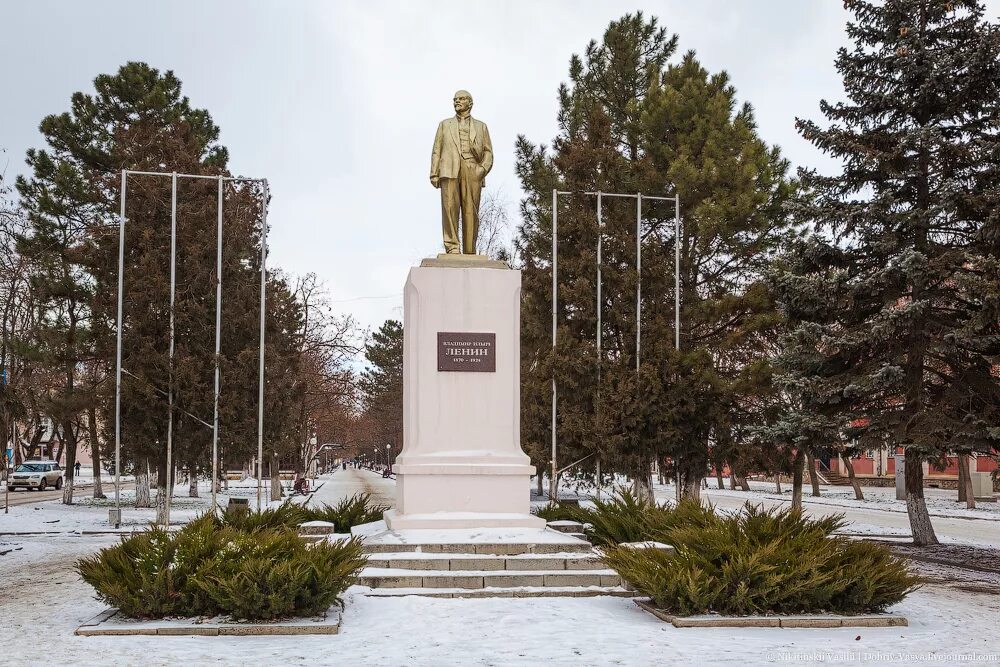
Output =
[
  {"x1": 16, "y1": 136, "x2": 98, "y2": 504},
  {"x1": 773, "y1": 0, "x2": 1000, "y2": 545},
  {"x1": 19, "y1": 63, "x2": 303, "y2": 515},
  {"x1": 516, "y1": 14, "x2": 796, "y2": 498},
  {"x1": 360, "y1": 319, "x2": 403, "y2": 455}
]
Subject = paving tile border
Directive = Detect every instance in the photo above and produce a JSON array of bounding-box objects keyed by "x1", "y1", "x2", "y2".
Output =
[
  {"x1": 634, "y1": 599, "x2": 907, "y2": 628},
  {"x1": 74, "y1": 608, "x2": 342, "y2": 636}
]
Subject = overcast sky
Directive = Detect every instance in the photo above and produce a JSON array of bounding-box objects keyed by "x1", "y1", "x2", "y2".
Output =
[{"x1": 3, "y1": 0, "x2": 998, "y2": 337}]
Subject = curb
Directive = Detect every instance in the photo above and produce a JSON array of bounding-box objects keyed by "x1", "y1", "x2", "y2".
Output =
[
  {"x1": 634, "y1": 599, "x2": 907, "y2": 628},
  {"x1": 75, "y1": 608, "x2": 341, "y2": 636}
]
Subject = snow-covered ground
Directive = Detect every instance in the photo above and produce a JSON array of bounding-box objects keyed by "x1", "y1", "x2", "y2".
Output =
[
  {"x1": 692, "y1": 479, "x2": 1000, "y2": 520},
  {"x1": 0, "y1": 477, "x2": 314, "y2": 534},
  {"x1": 646, "y1": 480, "x2": 1000, "y2": 548},
  {"x1": 1, "y1": 469, "x2": 998, "y2": 665}
]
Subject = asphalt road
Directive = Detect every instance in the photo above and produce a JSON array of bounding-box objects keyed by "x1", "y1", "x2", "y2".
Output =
[{"x1": 2, "y1": 480, "x2": 135, "y2": 508}]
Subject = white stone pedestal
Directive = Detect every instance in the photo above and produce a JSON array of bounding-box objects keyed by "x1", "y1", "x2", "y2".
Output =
[{"x1": 383, "y1": 260, "x2": 544, "y2": 530}]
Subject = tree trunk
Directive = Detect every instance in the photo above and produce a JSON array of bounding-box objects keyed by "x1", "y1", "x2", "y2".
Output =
[
  {"x1": 135, "y1": 457, "x2": 151, "y2": 507},
  {"x1": 841, "y1": 454, "x2": 864, "y2": 500},
  {"x1": 0, "y1": 412, "x2": 8, "y2": 483},
  {"x1": 806, "y1": 451, "x2": 821, "y2": 497},
  {"x1": 154, "y1": 456, "x2": 171, "y2": 525},
  {"x1": 270, "y1": 452, "x2": 282, "y2": 501},
  {"x1": 87, "y1": 406, "x2": 105, "y2": 499},
  {"x1": 536, "y1": 465, "x2": 544, "y2": 497},
  {"x1": 61, "y1": 419, "x2": 77, "y2": 505},
  {"x1": 957, "y1": 453, "x2": 967, "y2": 502},
  {"x1": 681, "y1": 473, "x2": 702, "y2": 501},
  {"x1": 716, "y1": 468, "x2": 724, "y2": 490},
  {"x1": 905, "y1": 454, "x2": 939, "y2": 546},
  {"x1": 728, "y1": 473, "x2": 736, "y2": 490},
  {"x1": 738, "y1": 476, "x2": 751, "y2": 492},
  {"x1": 188, "y1": 463, "x2": 199, "y2": 497},
  {"x1": 791, "y1": 450, "x2": 804, "y2": 510},
  {"x1": 775, "y1": 477, "x2": 782, "y2": 494},
  {"x1": 632, "y1": 459, "x2": 654, "y2": 503},
  {"x1": 959, "y1": 454, "x2": 976, "y2": 510}
]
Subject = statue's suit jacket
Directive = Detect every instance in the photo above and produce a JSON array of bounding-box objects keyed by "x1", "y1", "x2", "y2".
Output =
[{"x1": 430, "y1": 115, "x2": 494, "y2": 186}]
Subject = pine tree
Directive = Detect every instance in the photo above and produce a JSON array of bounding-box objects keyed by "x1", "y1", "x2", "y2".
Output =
[
  {"x1": 516, "y1": 14, "x2": 796, "y2": 499},
  {"x1": 19, "y1": 62, "x2": 304, "y2": 516},
  {"x1": 773, "y1": 0, "x2": 1000, "y2": 545},
  {"x1": 16, "y1": 141, "x2": 97, "y2": 504},
  {"x1": 360, "y1": 320, "x2": 403, "y2": 456}
]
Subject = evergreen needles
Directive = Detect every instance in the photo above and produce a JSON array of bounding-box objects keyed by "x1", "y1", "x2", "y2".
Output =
[
  {"x1": 76, "y1": 515, "x2": 367, "y2": 620},
  {"x1": 599, "y1": 500, "x2": 920, "y2": 616},
  {"x1": 217, "y1": 494, "x2": 389, "y2": 533}
]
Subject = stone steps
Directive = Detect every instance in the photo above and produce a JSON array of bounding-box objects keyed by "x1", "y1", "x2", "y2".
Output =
[
  {"x1": 362, "y1": 586, "x2": 633, "y2": 599},
  {"x1": 361, "y1": 541, "x2": 593, "y2": 555},
  {"x1": 358, "y1": 568, "x2": 622, "y2": 589},
  {"x1": 352, "y1": 526, "x2": 630, "y2": 599},
  {"x1": 363, "y1": 552, "x2": 601, "y2": 571},
  {"x1": 546, "y1": 520, "x2": 585, "y2": 534}
]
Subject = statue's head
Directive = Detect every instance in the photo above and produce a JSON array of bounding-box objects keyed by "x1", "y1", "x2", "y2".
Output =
[{"x1": 453, "y1": 90, "x2": 473, "y2": 115}]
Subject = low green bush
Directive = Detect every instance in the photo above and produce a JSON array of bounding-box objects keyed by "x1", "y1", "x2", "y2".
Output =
[
  {"x1": 303, "y1": 493, "x2": 390, "y2": 533},
  {"x1": 77, "y1": 515, "x2": 367, "y2": 620},
  {"x1": 220, "y1": 501, "x2": 308, "y2": 532},
  {"x1": 603, "y1": 504, "x2": 919, "y2": 616},
  {"x1": 217, "y1": 494, "x2": 387, "y2": 533},
  {"x1": 532, "y1": 503, "x2": 590, "y2": 523},
  {"x1": 534, "y1": 489, "x2": 717, "y2": 547}
]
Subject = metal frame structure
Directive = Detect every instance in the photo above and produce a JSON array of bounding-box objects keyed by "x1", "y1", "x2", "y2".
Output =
[
  {"x1": 549, "y1": 189, "x2": 681, "y2": 502},
  {"x1": 115, "y1": 170, "x2": 269, "y2": 527}
]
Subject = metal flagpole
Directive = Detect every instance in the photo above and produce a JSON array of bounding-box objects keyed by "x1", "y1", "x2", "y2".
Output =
[
  {"x1": 257, "y1": 181, "x2": 268, "y2": 511},
  {"x1": 165, "y1": 172, "x2": 177, "y2": 526},
  {"x1": 550, "y1": 189, "x2": 558, "y2": 504},
  {"x1": 674, "y1": 192, "x2": 682, "y2": 500},
  {"x1": 675, "y1": 194, "x2": 681, "y2": 352},
  {"x1": 636, "y1": 193, "x2": 642, "y2": 372},
  {"x1": 596, "y1": 191, "x2": 603, "y2": 375},
  {"x1": 595, "y1": 191, "x2": 602, "y2": 501},
  {"x1": 114, "y1": 170, "x2": 126, "y2": 527},
  {"x1": 114, "y1": 169, "x2": 266, "y2": 522},
  {"x1": 211, "y1": 176, "x2": 223, "y2": 515}
]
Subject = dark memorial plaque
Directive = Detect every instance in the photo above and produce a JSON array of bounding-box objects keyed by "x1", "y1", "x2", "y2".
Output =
[{"x1": 437, "y1": 332, "x2": 496, "y2": 372}]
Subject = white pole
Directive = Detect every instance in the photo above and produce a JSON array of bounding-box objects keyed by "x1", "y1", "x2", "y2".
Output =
[
  {"x1": 211, "y1": 176, "x2": 223, "y2": 514},
  {"x1": 675, "y1": 193, "x2": 680, "y2": 352},
  {"x1": 674, "y1": 193, "x2": 681, "y2": 501},
  {"x1": 550, "y1": 189, "x2": 558, "y2": 503},
  {"x1": 596, "y1": 191, "x2": 602, "y2": 370},
  {"x1": 165, "y1": 172, "x2": 177, "y2": 526},
  {"x1": 114, "y1": 170, "x2": 126, "y2": 525},
  {"x1": 257, "y1": 181, "x2": 268, "y2": 511},
  {"x1": 596, "y1": 191, "x2": 602, "y2": 497},
  {"x1": 636, "y1": 193, "x2": 642, "y2": 372}
]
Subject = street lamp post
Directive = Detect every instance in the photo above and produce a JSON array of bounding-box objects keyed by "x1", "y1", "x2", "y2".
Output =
[
  {"x1": 309, "y1": 433, "x2": 317, "y2": 478},
  {"x1": 386, "y1": 444, "x2": 392, "y2": 474}
]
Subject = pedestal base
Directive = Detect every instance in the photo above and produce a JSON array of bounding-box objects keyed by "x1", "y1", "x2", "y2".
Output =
[
  {"x1": 386, "y1": 459, "x2": 544, "y2": 530},
  {"x1": 392, "y1": 263, "x2": 539, "y2": 531},
  {"x1": 383, "y1": 509, "x2": 544, "y2": 530}
]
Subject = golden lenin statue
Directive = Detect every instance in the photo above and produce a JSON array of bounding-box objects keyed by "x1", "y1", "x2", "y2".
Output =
[{"x1": 430, "y1": 90, "x2": 493, "y2": 255}]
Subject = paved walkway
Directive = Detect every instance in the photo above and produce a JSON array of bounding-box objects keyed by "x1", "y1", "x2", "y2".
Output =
[{"x1": 310, "y1": 468, "x2": 396, "y2": 508}]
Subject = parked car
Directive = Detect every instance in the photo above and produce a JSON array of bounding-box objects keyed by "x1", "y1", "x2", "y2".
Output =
[{"x1": 7, "y1": 461, "x2": 64, "y2": 491}]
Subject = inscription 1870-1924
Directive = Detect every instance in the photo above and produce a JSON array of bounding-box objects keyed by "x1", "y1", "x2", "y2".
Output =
[{"x1": 437, "y1": 332, "x2": 496, "y2": 372}]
